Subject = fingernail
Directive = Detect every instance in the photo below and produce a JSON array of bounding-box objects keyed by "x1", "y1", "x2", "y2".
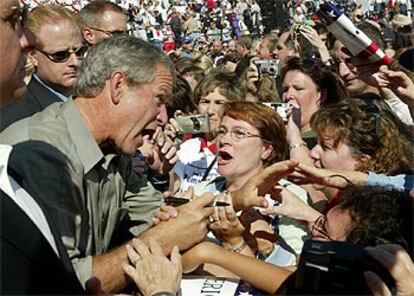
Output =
[{"x1": 169, "y1": 210, "x2": 178, "y2": 217}]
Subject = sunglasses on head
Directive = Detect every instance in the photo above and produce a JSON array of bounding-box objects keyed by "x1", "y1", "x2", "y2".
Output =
[{"x1": 37, "y1": 45, "x2": 89, "y2": 63}]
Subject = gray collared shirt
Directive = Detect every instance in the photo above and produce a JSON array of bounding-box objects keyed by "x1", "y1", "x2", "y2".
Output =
[{"x1": 0, "y1": 100, "x2": 162, "y2": 285}]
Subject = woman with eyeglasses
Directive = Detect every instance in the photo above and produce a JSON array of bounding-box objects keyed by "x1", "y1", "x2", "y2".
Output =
[
  {"x1": 181, "y1": 186, "x2": 413, "y2": 295},
  {"x1": 188, "y1": 102, "x2": 311, "y2": 273},
  {"x1": 170, "y1": 72, "x2": 245, "y2": 194}
]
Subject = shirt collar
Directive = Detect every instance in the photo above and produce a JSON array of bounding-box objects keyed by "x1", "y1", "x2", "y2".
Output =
[
  {"x1": 33, "y1": 74, "x2": 70, "y2": 103},
  {"x1": 61, "y1": 101, "x2": 104, "y2": 173},
  {"x1": 0, "y1": 145, "x2": 15, "y2": 199}
]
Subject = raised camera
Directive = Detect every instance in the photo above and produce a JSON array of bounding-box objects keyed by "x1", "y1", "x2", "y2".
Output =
[
  {"x1": 263, "y1": 102, "x2": 289, "y2": 123},
  {"x1": 255, "y1": 59, "x2": 280, "y2": 77},
  {"x1": 288, "y1": 240, "x2": 395, "y2": 295},
  {"x1": 175, "y1": 114, "x2": 211, "y2": 134}
]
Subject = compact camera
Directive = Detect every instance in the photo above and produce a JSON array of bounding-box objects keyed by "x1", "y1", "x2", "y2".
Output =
[
  {"x1": 263, "y1": 102, "x2": 289, "y2": 123},
  {"x1": 287, "y1": 240, "x2": 395, "y2": 295},
  {"x1": 255, "y1": 59, "x2": 280, "y2": 77},
  {"x1": 175, "y1": 114, "x2": 211, "y2": 134}
]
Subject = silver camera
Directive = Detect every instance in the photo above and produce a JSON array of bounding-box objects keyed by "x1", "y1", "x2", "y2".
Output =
[
  {"x1": 255, "y1": 59, "x2": 280, "y2": 77},
  {"x1": 175, "y1": 114, "x2": 211, "y2": 134},
  {"x1": 263, "y1": 102, "x2": 289, "y2": 123}
]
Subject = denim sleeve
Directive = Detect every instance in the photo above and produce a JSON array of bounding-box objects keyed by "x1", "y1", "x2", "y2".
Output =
[{"x1": 366, "y1": 172, "x2": 414, "y2": 191}]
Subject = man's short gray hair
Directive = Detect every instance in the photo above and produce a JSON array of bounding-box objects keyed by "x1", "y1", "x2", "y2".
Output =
[{"x1": 74, "y1": 35, "x2": 175, "y2": 97}]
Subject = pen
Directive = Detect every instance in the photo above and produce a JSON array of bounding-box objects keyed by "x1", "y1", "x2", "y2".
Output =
[{"x1": 165, "y1": 197, "x2": 230, "y2": 207}]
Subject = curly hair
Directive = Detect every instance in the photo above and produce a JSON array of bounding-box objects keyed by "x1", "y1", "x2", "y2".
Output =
[
  {"x1": 311, "y1": 98, "x2": 414, "y2": 175},
  {"x1": 281, "y1": 57, "x2": 347, "y2": 106},
  {"x1": 338, "y1": 186, "x2": 412, "y2": 256},
  {"x1": 222, "y1": 101, "x2": 287, "y2": 166}
]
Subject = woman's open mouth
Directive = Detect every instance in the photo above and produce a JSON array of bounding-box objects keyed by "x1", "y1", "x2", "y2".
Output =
[{"x1": 218, "y1": 150, "x2": 233, "y2": 165}]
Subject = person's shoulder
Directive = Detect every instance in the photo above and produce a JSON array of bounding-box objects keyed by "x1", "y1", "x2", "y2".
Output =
[
  {"x1": 0, "y1": 98, "x2": 37, "y2": 132},
  {"x1": 0, "y1": 102, "x2": 69, "y2": 147}
]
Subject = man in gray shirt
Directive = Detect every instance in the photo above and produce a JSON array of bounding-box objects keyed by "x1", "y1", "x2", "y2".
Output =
[{"x1": 1, "y1": 35, "x2": 215, "y2": 292}]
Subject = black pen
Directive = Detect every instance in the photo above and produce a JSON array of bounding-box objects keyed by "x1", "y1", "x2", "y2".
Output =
[{"x1": 165, "y1": 197, "x2": 230, "y2": 207}]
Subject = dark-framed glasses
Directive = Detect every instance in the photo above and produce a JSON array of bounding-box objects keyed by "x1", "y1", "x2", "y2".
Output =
[
  {"x1": 37, "y1": 45, "x2": 88, "y2": 63},
  {"x1": 311, "y1": 215, "x2": 334, "y2": 241},
  {"x1": 88, "y1": 26, "x2": 126, "y2": 36},
  {"x1": 215, "y1": 126, "x2": 264, "y2": 142}
]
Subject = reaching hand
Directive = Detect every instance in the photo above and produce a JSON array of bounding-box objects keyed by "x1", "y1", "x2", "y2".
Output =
[
  {"x1": 153, "y1": 203, "x2": 178, "y2": 225},
  {"x1": 232, "y1": 160, "x2": 298, "y2": 211},
  {"x1": 373, "y1": 67, "x2": 414, "y2": 107},
  {"x1": 123, "y1": 238, "x2": 182, "y2": 296},
  {"x1": 181, "y1": 241, "x2": 222, "y2": 273},
  {"x1": 209, "y1": 193, "x2": 245, "y2": 247},
  {"x1": 146, "y1": 127, "x2": 178, "y2": 175},
  {"x1": 289, "y1": 162, "x2": 368, "y2": 189},
  {"x1": 365, "y1": 244, "x2": 414, "y2": 296},
  {"x1": 260, "y1": 186, "x2": 319, "y2": 223},
  {"x1": 299, "y1": 25, "x2": 330, "y2": 60},
  {"x1": 156, "y1": 192, "x2": 215, "y2": 251}
]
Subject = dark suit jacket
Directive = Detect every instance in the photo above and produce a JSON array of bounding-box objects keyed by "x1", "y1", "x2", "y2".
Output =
[
  {"x1": 0, "y1": 76, "x2": 62, "y2": 132},
  {"x1": 0, "y1": 141, "x2": 84, "y2": 295},
  {"x1": 0, "y1": 194, "x2": 85, "y2": 295}
]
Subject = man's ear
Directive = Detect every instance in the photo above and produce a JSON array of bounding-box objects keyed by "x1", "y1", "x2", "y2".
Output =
[
  {"x1": 83, "y1": 27, "x2": 95, "y2": 46},
  {"x1": 261, "y1": 143, "x2": 274, "y2": 161},
  {"x1": 29, "y1": 50, "x2": 38, "y2": 67},
  {"x1": 109, "y1": 71, "x2": 127, "y2": 105}
]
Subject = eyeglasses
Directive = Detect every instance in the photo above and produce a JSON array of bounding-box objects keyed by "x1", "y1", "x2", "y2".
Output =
[
  {"x1": 215, "y1": 126, "x2": 264, "y2": 142},
  {"x1": 311, "y1": 215, "x2": 333, "y2": 241},
  {"x1": 89, "y1": 26, "x2": 126, "y2": 36},
  {"x1": 37, "y1": 46, "x2": 88, "y2": 63}
]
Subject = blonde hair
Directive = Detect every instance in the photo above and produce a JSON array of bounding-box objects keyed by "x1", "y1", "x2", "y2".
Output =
[
  {"x1": 26, "y1": 4, "x2": 79, "y2": 48},
  {"x1": 193, "y1": 55, "x2": 214, "y2": 74}
]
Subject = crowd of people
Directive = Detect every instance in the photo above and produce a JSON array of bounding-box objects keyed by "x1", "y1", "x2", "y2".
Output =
[{"x1": 0, "y1": 0, "x2": 413, "y2": 295}]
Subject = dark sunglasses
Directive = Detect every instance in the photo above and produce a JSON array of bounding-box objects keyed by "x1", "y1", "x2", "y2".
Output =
[
  {"x1": 37, "y1": 46, "x2": 88, "y2": 63},
  {"x1": 89, "y1": 26, "x2": 126, "y2": 36}
]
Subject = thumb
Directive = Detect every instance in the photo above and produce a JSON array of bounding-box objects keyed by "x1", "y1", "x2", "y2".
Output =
[
  {"x1": 170, "y1": 245, "x2": 182, "y2": 266},
  {"x1": 260, "y1": 205, "x2": 284, "y2": 216},
  {"x1": 364, "y1": 271, "x2": 390, "y2": 296},
  {"x1": 85, "y1": 277, "x2": 104, "y2": 296},
  {"x1": 396, "y1": 86, "x2": 409, "y2": 97}
]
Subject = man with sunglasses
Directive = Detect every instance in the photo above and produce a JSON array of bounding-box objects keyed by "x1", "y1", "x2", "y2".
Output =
[
  {"x1": 78, "y1": 0, "x2": 127, "y2": 47},
  {"x1": 0, "y1": 4, "x2": 85, "y2": 131}
]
